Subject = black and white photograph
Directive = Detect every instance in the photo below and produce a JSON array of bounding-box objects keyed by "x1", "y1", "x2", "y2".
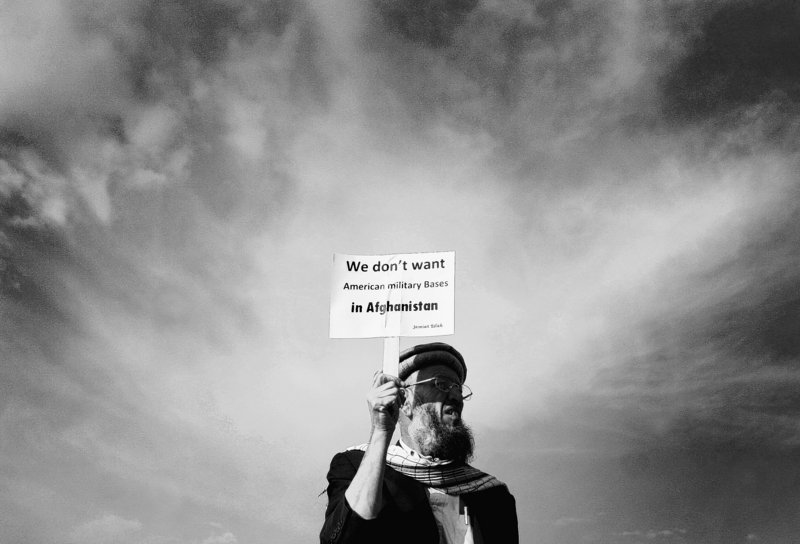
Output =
[{"x1": 2, "y1": 1, "x2": 800, "y2": 543}]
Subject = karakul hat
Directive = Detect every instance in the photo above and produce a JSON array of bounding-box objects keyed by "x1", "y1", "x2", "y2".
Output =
[{"x1": 398, "y1": 342, "x2": 467, "y2": 383}]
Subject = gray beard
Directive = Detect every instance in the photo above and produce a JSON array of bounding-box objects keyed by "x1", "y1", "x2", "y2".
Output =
[{"x1": 412, "y1": 405, "x2": 474, "y2": 464}]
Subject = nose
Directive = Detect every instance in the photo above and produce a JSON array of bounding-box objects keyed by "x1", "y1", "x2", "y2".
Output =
[{"x1": 446, "y1": 386, "x2": 464, "y2": 406}]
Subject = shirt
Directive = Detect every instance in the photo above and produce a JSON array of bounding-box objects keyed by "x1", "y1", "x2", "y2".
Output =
[{"x1": 398, "y1": 441, "x2": 479, "y2": 544}]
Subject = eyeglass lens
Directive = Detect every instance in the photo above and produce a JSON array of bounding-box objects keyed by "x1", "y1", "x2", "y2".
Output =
[{"x1": 434, "y1": 378, "x2": 472, "y2": 400}]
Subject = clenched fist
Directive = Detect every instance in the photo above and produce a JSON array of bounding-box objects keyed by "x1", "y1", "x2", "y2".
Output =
[{"x1": 367, "y1": 371, "x2": 405, "y2": 434}]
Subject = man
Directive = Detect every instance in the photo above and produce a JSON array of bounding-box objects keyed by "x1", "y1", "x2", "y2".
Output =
[{"x1": 320, "y1": 342, "x2": 518, "y2": 543}]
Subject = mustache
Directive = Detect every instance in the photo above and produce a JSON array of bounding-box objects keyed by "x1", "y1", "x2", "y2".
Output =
[{"x1": 414, "y1": 405, "x2": 474, "y2": 463}]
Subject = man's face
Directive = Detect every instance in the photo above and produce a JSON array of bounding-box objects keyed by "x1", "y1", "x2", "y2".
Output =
[{"x1": 405, "y1": 364, "x2": 474, "y2": 463}]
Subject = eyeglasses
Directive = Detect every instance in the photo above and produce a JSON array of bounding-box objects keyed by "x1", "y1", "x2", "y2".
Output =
[{"x1": 403, "y1": 377, "x2": 473, "y2": 401}]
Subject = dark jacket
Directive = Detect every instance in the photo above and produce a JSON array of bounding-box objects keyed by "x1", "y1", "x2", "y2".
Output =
[{"x1": 320, "y1": 450, "x2": 519, "y2": 544}]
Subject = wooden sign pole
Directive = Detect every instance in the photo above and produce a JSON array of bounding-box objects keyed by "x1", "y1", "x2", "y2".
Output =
[{"x1": 382, "y1": 336, "x2": 399, "y2": 376}]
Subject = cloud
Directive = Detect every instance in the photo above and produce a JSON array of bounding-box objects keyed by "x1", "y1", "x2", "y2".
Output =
[
  {"x1": 617, "y1": 528, "x2": 687, "y2": 540},
  {"x1": 661, "y1": 0, "x2": 800, "y2": 123},
  {"x1": 67, "y1": 514, "x2": 237, "y2": 544},
  {"x1": 554, "y1": 516, "x2": 593, "y2": 527},
  {"x1": 373, "y1": 0, "x2": 479, "y2": 47},
  {"x1": 69, "y1": 514, "x2": 142, "y2": 544},
  {"x1": 200, "y1": 532, "x2": 237, "y2": 544},
  {"x1": 3, "y1": 1, "x2": 800, "y2": 543}
]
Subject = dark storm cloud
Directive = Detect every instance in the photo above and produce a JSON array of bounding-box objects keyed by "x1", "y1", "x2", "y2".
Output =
[
  {"x1": 0, "y1": 0, "x2": 325, "y2": 383},
  {"x1": 365, "y1": 0, "x2": 615, "y2": 126},
  {"x1": 1, "y1": 0, "x2": 321, "y2": 232},
  {"x1": 76, "y1": 0, "x2": 299, "y2": 96},
  {"x1": 0, "y1": 120, "x2": 78, "y2": 175},
  {"x1": 695, "y1": 244, "x2": 800, "y2": 366},
  {"x1": 361, "y1": 0, "x2": 669, "y2": 187},
  {"x1": 662, "y1": 0, "x2": 800, "y2": 123},
  {"x1": 635, "y1": 0, "x2": 800, "y2": 425},
  {"x1": 365, "y1": 0, "x2": 800, "y2": 175},
  {"x1": 586, "y1": 163, "x2": 800, "y2": 440},
  {"x1": 0, "y1": 143, "x2": 73, "y2": 316},
  {"x1": 0, "y1": 212, "x2": 65, "y2": 314},
  {"x1": 373, "y1": 0, "x2": 479, "y2": 47},
  {"x1": 565, "y1": 181, "x2": 800, "y2": 539}
]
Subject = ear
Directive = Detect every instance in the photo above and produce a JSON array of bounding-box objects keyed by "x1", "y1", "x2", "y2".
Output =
[{"x1": 400, "y1": 392, "x2": 413, "y2": 418}]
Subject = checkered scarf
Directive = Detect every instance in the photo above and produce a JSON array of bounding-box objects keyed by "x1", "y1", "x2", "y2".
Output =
[{"x1": 348, "y1": 442, "x2": 505, "y2": 495}]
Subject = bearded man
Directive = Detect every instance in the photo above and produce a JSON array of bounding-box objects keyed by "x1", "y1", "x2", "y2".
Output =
[{"x1": 320, "y1": 342, "x2": 518, "y2": 543}]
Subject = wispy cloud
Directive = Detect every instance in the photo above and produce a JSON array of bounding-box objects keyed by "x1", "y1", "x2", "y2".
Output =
[
  {"x1": 2, "y1": 1, "x2": 800, "y2": 542},
  {"x1": 69, "y1": 514, "x2": 142, "y2": 544}
]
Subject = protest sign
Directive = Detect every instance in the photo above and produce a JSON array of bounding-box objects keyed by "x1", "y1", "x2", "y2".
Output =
[
  {"x1": 329, "y1": 251, "x2": 455, "y2": 339},
  {"x1": 330, "y1": 251, "x2": 455, "y2": 374}
]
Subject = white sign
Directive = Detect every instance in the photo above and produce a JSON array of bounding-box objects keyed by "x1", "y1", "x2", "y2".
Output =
[{"x1": 329, "y1": 251, "x2": 455, "y2": 338}]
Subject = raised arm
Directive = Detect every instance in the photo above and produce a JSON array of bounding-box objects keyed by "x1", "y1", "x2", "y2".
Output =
[
  {"x1": 344, "y1": 371, "x2": 403, "y2": 518},
  {"x1": 320, "y1": 372, "x2": 405, "y2": 543}
]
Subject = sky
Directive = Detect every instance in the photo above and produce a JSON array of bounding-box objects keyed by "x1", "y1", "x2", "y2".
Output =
[{"x1": 1, "y1": 0, "x2": 800, "y2": 543}]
